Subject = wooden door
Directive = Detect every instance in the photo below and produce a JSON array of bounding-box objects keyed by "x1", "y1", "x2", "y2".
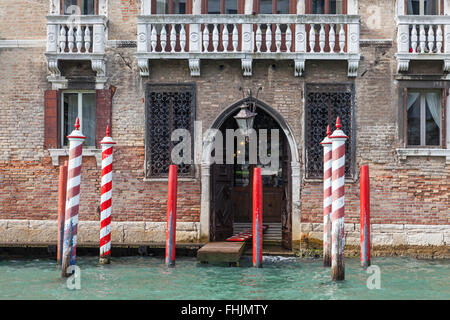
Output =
[{"x1": 210, "y1": 164, "x2": 234, "y2": 241}]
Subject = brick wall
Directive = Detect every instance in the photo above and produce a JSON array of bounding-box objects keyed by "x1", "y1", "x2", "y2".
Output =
[{"x1": 0, "y1": 1, "x2": 448, "y2": 240}]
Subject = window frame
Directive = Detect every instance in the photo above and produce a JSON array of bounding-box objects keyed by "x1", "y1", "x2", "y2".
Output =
[
  {"x1": 61, "y1": 90, "x2": 97, "y2": 147},
  {"x1": 305, "y1": 0, "x2": 347, "y2": 14},
  {"x1": 403, "y1": 88, "x2": 446, "y2": 148},
  {"x1": 405, "y1": 0, "x2": 443, "y2": 15},
  {"x1": 304, "y1": 82, "x2": 356, "y2": 180},
  {"x1": 61, "y1": 0, "x2": 99, "y2": 15},
  {"x1": 145, "y1": 83, "x2": 196, "y2": 179},
  {"x1": 253, "y1": 0, "x2": 296, "y2": 14},
  {"x1": 152, "y1": 0, "x2": 193, "y2": 14}
]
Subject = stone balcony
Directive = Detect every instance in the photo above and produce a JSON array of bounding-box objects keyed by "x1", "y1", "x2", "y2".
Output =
[
  {"x1": 45, "y1": 15, "x2": 108, "y2": 89},
  {"x1": 397, "y1": 15, "x2": 450, "y2": 72},
  {"x1": 136, "y1": 14, "x2": 360, "y2": 77}
]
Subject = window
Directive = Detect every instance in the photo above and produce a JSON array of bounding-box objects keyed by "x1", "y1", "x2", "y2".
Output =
[
  {"x1": 305, "y1": 83, "x2": 354, "y2": 179},
  {"x1": 204, "y1": 0, "x2": 240, "y2": 14},
  {"x1": 256, "y1": 0, "x2": 291, "y2": 14},
  {"x1": 146, "y1": 84, "x2": 196, "y2": 178},
  {"x1": 154, "y1": 0, "x2": 187, "y2": 14},
  {"x1": 405, "y1": 90, "x2": 445, "y2": 147},
  {"x1": 406, "y1": 0, "x2": 440, "y2": 15},
  {"x1": 62, "y1": 0, "x2": 98, "y2": 15},
  {"x1": 62, "y1": 91, "x2": 96, "y2": 146},
  {"x1": 306, "y1": 0, "x2": 344, "y2": 14}
]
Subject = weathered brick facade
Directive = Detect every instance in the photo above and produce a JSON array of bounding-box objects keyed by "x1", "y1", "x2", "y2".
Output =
[{"x1": 0, "y1": 0, "x2": 448, "y2": 251}]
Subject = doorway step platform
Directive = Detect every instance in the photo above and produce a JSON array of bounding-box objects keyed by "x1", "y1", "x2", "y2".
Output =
[{"x1": 197, "y1": 241, "x2": 247, "y2": 266}]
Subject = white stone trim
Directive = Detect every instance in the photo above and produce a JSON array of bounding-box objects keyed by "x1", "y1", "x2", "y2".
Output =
[
  {"x1": 48, "y1": 148, "x2": 102, "y2": 166},
  {"x1": 0, "y1": 220, "x2": 200, "y2": 245},
  {"x1": 396, "y1": 148, "x2": 450, "y2": 164},
  {"x1": 301, "y1": 222, "x2": 450, "y2": 246}
]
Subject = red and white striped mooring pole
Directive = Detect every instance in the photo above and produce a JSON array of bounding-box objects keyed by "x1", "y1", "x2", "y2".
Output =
[
  {"x1": 253, "y1": 167, "x2": 263, "y2": 268},
  {"x1": 57, "y1": 160, "x2": 68, "y2": 266},
  {"x1": 330, "y1": 117, "x2": 348, "y2": 281},
  {"x1": 62, "y1": 117, "x2": 86, "y2": 277},
  {"x1": 165, "y1": 164, "x2": 178, "y2": 267},
  {"x1": 320, "y1": 126, "x2": 332, "y2": 267},
  {"x1": 360, "y1": 164, "x2": 371, "y2": 268},
  {"x1": 99, "y1": 126, "x2": 116, "y2": 265}
]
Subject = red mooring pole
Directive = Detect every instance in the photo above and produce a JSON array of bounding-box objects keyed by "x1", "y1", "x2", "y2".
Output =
[
  {"x1": 57, "y1": 161, "x2": 68, "y2": 266},
  {"x1": 320, "y1": 126, "x2": 332, "y2": 267},
  {"x1": 360, "y1": 165, "x2": 371, "y2": 268},
  {"x1": 330, "y1": 117, "x2": 348, "y2": 281},
  {"x1": 165, "y1": 164, "x2": 177, "y2": 267},
  {"x1": 99, "y1": 126, "x2": 115, "y2": 265},
  {"x1": 253, "y1": 167, "x2": 263, "y2": 268}
]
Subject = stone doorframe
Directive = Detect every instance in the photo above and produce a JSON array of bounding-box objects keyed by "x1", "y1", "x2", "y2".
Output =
[{"x1": 199, "y1": 98, "x2": 301, "y2": 243}]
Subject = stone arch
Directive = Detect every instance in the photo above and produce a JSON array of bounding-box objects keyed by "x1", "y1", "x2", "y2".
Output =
[{"x1": 199, "y1": 98, "x2": 301, "y2": 243}]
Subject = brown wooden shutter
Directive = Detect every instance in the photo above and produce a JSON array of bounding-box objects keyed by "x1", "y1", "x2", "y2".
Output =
[
  {"x1": 44, "y1": 90, "x2": 60, "y2": 149},
  {"x1": 96, "y1": 88, "x2": 112, "y2": 148},
  {"x1": 442, "y1": 88, "x2": 447, "y2": 148}
]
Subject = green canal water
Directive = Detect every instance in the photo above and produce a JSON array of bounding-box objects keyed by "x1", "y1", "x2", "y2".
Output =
[{"x1": 0, "y1": 256, "x2": 448, "y2": 300}]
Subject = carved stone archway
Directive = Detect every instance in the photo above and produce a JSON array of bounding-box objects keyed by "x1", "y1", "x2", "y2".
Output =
[{"x1": 199, "y1": 98, "x2": 301, "y2": 243}]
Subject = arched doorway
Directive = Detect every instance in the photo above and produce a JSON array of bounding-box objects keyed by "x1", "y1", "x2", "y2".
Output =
[{"x1": 201, "y1": 98, "x2": 301, "y2": 250}]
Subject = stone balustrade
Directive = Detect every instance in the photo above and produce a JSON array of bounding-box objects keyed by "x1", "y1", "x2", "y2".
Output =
[
  {"x1": 136, "y1": 14, "x2": 360, "y2": 77},
  {"x1": 397, "y1": 15, "x2": 450, "y2": 72},
  {"x1": 45, "y1": 15, "x2": 108, "y2": 88}
]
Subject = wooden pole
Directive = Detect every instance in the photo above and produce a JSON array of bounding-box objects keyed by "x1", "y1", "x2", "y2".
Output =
[
  {"x1": 99, "y1": 126, "x2": 115, "y2": 265},
  {"x1": 252, "y1": 167, "x2": 263, "y2": 268},
  {"x1": 61, "y1": 117, "x2": 86, "y2": 278},
  {"x1": 57, "y1": 161, "x2": 68, "y2": 266},
  {"x1": 330, "y1": 117, "x2": 348, "y2": 281},
  {"x1": 320, "y1": 125, "x2": 332, "y2": 267},
  {"x1": 165, "y1": 164, "x2": 177, "y2": 267},
  {"x1": 360, "y1": 164, "x2": 371, "y2": 268}
]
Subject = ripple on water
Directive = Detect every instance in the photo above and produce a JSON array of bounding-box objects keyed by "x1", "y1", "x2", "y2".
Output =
[{"x1": 0, "y1": 256, "x2": 448, "y2": 300}]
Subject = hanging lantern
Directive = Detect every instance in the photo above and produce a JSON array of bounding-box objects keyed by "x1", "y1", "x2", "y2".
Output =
[{"x1": 234, "y1": 102, "x2": 257, "y2": 136}]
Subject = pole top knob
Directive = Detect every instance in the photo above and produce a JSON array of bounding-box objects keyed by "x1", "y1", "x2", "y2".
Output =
[
  {"x1": 336, "y1": 117, "x2": 341, "y2": 129},
  {"x1": 327, "y1": 125, "x2": 331, "y2": 137},
  {"x1": 106, "y1": 125, "x2": 111, "y2": 137},
  {"x1": 75, "y1": 117, "x2": 80, "y2": 130}
]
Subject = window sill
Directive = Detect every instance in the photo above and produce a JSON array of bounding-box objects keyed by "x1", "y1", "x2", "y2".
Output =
[
  {"x1": 48, "y1": 148, "x2": 102, "y2": 167},
  {"x1": 396, "y1": 148, "x2": 450, "y2": 164}
]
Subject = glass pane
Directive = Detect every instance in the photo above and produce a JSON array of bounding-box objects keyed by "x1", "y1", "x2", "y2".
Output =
[
  {"x1": 276, "y1": 0, "x2": 289, "y2": 14},
  {"x1": 312, "y1": 0, "x2": 325, "y2": 14},
  {"x1": 83, "y1": 0, "x2": 95, "y2": 14},
  {"x1": 208, "y1": 0, "x2": 220, "y2": 13},
  {"x1": 63, "y1": 93, "x2": 79, "y2": 146},
  {"x1": 425, "y1": 100, "x2": 441, "y2": 145},
  {"x1": 329, "y1": 0, "x2": 343, "y2": 14},
  {"x1": 64, "y1": 0, "x2": 78, "y2": 15},
  {"x1": 407, "y1": 0, "x2": 439, "y2": 15},
  {"x1": 234, "y1": 163, "x2": 250, "y2": 187},
  {"x1": 173, "y1": 0, "x2": 186, "y2": 14},
  {"x1": 407, "y1": 94, "x2": 421, "y2": 146},
  {"x1": 225, "y1": 0, "x2": 238, "y2": 14},
  {"x1": 260, "y1": 0, "x2": 272, "y2": 14},
  {"x1": 424, "y1": 0, "x2": 439, "y2": 15},
  {"x1": 82, "y1": 93, "x2": 96, "y2": 146},
  {"x1": 156, "y1": 0, "x2": 169, "y2": 14}
]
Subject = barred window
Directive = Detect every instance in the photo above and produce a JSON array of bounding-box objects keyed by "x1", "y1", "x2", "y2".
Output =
[
  {"x1": 305, "y1": 83, "x2": 354, "y2": 179},
  {"x1": 145, "y1": 84, "x2": 196, "y2": 178}
]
